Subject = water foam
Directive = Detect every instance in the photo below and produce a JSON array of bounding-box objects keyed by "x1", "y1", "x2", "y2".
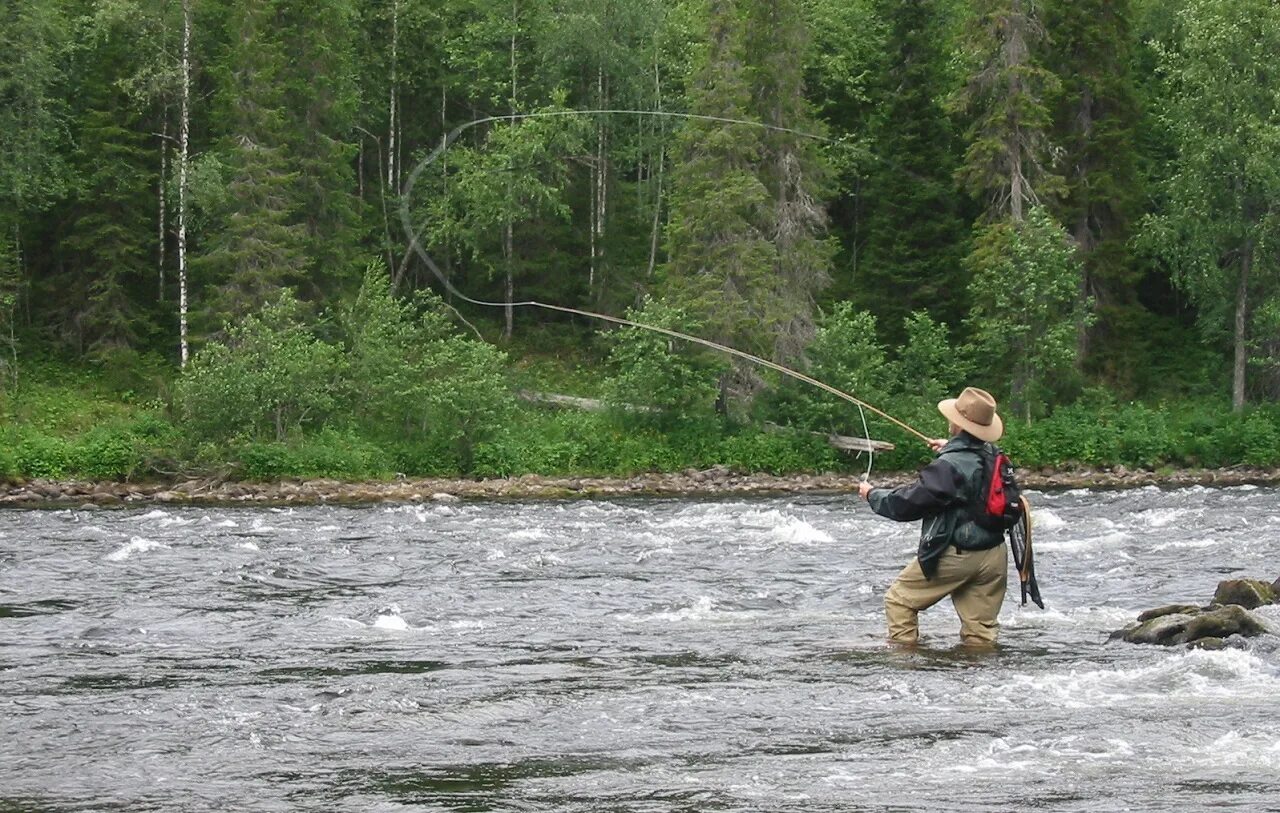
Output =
[
  {"x1": 373, "y1": 612, "x2": 411, "y2": 631},
  {"x1": 682, "y1": 506, "x2": 836, "y2": 546},
  {"x1": 1189, "y1": 730, "x2": 1280, "y2": 771},
  {"x1": 1138, "y1": 507, "x2": 1201, "y2": 529},
  {"x1": 769, "y1": 517, "x2": 834, "y2": 545},
  {"x1": 618, "y1": 596, "x2": 724, "y2": 623},
  {"x1": 106, "y1": 536, "x2": 168, "y2": 561},
  {"x1": 1036, "y1": 530, "x2": 1132, "y2": 554},
  {"x1": 508, "y1": 528, "x2": 550, "y2": 541},
  {"x1": 975, "y1": 648, "x2": 1280, "y2": 709},
  {"x1": 1150, "y1": 537, "x2": 1219, "y2": 552},
  {"x1": 1031, "y1": 509, "x2": 1067, "y2": 531},
  {"x1": 1001, "y1": 604, "x2": 1134, "y2": 631}
]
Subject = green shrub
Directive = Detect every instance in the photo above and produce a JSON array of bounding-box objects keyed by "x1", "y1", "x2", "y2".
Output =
[
  {"x1": 339, "y1": 265, "x2": 515, "y2": 472},
  {"x1": 1115, "y1": 403, "x2": 1176, "y2": 468},
  {"x1": 234, "y1": 431, "x2": 392, "y2": 481},
  {"x1": 239, "y1": 442, "x2": 298, "y2": 481},
  {"x1": 769, "y1": 304, "x2": 896, "y2": 433},
  {"x1": 601, "y1": 297, "x2": 722, "y2": 428},
  {"x1": 715, "y1": 430, "x2": 836, "y2": 475},
  {"x1": 0, "y1": 441, "x2": 17, "y2": 479},
  {"x1": 14, "y1": 433, "x2": 72, "y2": 479},
  {"x1": 390, "y1": 437, "x2": 465, "y2": 477},
  {"x1": 1241, "y1": 409, "x2": 1280, "y2": 466},
  {"x1": 70, "y1": 426, "x2": 145, "y2": 480},
  {"x1": 175, "y1": 292, "x2": 343, "y2": 442},
  {"x1": 471, "y1": 430, "x2": 522, "y2": 478}
]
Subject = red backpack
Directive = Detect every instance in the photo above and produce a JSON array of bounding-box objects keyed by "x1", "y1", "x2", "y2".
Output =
[{"x1": 971, "y1": 445, "x2": 1024, "y2": 532}]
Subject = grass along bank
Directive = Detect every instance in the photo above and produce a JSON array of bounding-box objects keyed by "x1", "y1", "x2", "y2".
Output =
[{"x1": 3, "y1": 357, "x2": 1280, "y2": 491}]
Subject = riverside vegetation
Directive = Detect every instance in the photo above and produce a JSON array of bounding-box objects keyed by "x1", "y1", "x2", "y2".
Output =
[
  {"x1": 2, "y1": 268, "x2": 1279, "y2": 488},
  {"x1": 3, "y1": 1, "x2": 1280, "y2": 489}
]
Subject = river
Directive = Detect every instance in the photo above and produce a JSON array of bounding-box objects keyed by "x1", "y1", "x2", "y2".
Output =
[{"x1": 2, "y1": 485, "x2": 1278, "y2": 812}]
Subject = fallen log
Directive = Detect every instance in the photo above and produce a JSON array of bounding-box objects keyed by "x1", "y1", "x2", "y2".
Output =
[
  {"x1": 763, "y1": 422, "x2": 895, "y2": 454},
  {"x1": 516, "y1": 390, "x2": 656, "y2": 412}
]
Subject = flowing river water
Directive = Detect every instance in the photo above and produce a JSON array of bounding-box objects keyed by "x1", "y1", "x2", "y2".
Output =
[{"x1": 2, "y1": 485, "x2": 1278, "y2": 812}]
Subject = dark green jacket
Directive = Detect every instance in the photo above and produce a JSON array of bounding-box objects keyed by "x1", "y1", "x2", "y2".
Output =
[{"x1": 867, "y1": 432, "x2": 1005, "y2": 578}]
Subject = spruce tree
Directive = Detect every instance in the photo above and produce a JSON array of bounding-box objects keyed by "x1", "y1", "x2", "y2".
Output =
[
  {"x1": 743, "y1": 0, "x2": 833, "y2": 364},
  {"x1": 53, "y1": 8, "x2": 156, "y2": 354},
  {"x1": 1044, "y1": 0, "x2": 1144, "y2": 380},
  {"x1": 857, "y1": 0, "x2": 968, "y2": 342},
  {"x1": 196, "y1": 0, "x2": 308, "y2": 326},
  {"x1": 662, "y1": 0, "x2": 777, "y2": 383},
  {"x1": 277, "y1": 0, "x2": 363, "y2": 296},
  {"x1": 951, "y1": 0, "x2": 1063, "y2": 222}
]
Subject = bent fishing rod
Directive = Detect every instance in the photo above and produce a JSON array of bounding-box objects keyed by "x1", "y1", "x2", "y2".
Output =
[{"x1": 397, "y1": 109, "x2": 934, "y2": 450}]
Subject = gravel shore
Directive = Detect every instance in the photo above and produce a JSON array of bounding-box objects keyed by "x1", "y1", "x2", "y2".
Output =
[{"x1": 3, "y1": 464, "x2": 1278, "y2": 507}]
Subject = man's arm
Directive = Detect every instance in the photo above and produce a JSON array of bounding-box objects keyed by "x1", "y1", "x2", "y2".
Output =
[{"x1": 863, "y1": 458, "x2": 963, "y2": 522}]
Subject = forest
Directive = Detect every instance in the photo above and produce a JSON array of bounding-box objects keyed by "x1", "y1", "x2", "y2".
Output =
[{"x1": 1, "y1": 0, "x2": 1279, "y2": 482}]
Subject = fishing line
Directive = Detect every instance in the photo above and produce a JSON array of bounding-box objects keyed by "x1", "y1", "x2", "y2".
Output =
[{"x1": 398, "y1": 109, "x2": 933, "y2": 447}]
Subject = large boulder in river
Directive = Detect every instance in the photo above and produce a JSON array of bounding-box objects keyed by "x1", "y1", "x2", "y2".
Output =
[
  {"x1": 1211, "y1": 579, "x2": 1277, "y2": 610},
  {"x1": 1111, "y1": 601, "x2": 1271, "y2": 648}
]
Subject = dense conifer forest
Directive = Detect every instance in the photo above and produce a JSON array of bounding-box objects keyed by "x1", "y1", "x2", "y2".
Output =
[{"x1": 1, "y1": 0, "x2": 1278, "y2": 482}]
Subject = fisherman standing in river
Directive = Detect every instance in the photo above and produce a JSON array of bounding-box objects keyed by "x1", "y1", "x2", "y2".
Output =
[{"x1": 857, "y1": 387, "x2": 1010, "y2": 647}]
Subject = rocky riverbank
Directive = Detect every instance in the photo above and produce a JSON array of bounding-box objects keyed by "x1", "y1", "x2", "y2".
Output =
[{"x1": 2, "y1": 464, "x2": 1280, "y2": 508}]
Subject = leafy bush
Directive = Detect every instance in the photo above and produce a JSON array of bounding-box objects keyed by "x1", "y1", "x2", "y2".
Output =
[
  {"x1": 176, "y1": 292, "x2": 343, "y2": 442},
  {"x1": 897, "y1": 311, "x2": 971, "y2": 406},
  {"x1": 601, "y1": 297, "x2": 722, "y2": 428},
  {"x1": 715, "y1": 430, "x2": 837, "y2": 474},
  {"x1": 235, "y1": 431, "x2": 390, "y2": 481},
  {"x1": 964, "y1": 208, "x2": 1091, "y2": 420},
  {"x1": 14, "y1": 433, "x2": 72, "y2": 479},
  {"x1": 1241, "y1": 409, "x2": 1280, "y2": 466},
  {"x1": 70, "y1": 426, "x2": 147, "y2": 480},
  {"x1": 339, "y1": 264, "x2": 515, "y2": 472}
]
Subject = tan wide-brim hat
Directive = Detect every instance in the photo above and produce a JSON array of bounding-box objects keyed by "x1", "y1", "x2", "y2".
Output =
[{"x1": 938, "y1": 386, "x2": 1003, "y2": 442}]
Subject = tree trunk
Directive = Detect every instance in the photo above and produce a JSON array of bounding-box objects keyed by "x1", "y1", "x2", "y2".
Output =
[
  {"x1": 387, "y1": 0, "x2": 399, "y2": 194},
  {"x1": 1073, "y1": 88, "x2": 1097, "y2": 364},
  {"x1": 596, "y1": 86, "x2": 607, "y2": 305},
  {"x1": 1233, "y1": 239, "x2": 1251, "y2": 411},
  {"x1": 646, "y1": 52, "x2": 665, "y2": 278},
  {"x1": 504, "y1": 221, "x2": 514, "y2": 340},
  {"x1": 441, "y1": 86, "x2": 452, "y2": 296},
  {"x1": 177, "y1": 0, "x2": 192, "y2": 367},
  {"x1": 588, "y1": 140, "x2": 596, "y2": 293},
  {"x1": 1006, "y1": 0, "x2": 1029, "y2": 223},
  {"x1": 158, "y1": 117, "x2": 167, "y2": 302},
  {"x1": 503, "y1": 0, "x2": 517, "y2": 340}
]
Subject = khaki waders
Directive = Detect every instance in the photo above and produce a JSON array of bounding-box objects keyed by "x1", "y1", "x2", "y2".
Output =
[{"x1": 884, "y1": 543, "x2": 1008, "y2": 646}]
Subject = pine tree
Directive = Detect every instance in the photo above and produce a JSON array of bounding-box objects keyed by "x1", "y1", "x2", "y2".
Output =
[
  {"x1": 0, "y1": 0, "x2": 73, "y2": 367},
  {"x1": 857, "y1": 0, "x2": 968, "y2": 342}
]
